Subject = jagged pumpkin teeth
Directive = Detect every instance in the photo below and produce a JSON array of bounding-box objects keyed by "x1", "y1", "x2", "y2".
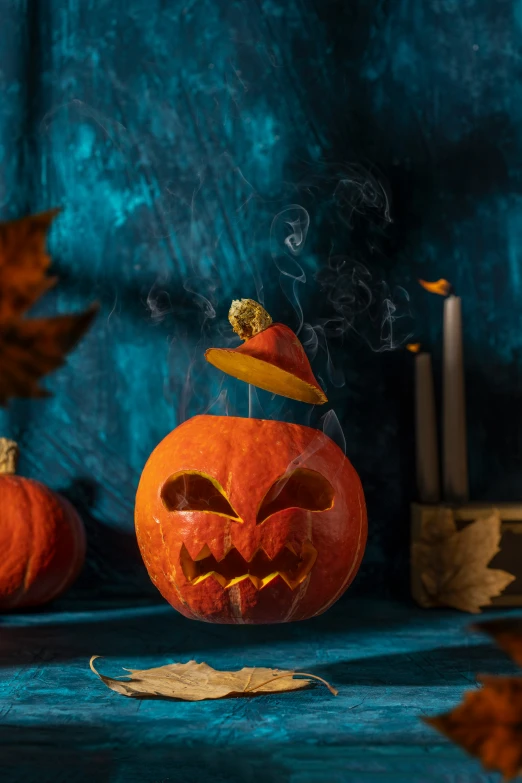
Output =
[
  {"x1": 180, "y1": 542, "x2": 317, "y2": 591},
  {"x1": 193, "y1": 544, "x2": 213, "y2": 561},
  {"x1": 204, "y1": 299, "x2": 327, "y2": 405}
]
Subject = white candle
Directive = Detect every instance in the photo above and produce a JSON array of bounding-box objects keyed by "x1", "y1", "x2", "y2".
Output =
[
  {"x1": 415, "y1": 352, "x2": 440, "y2": 503},
  {"x1": 443, "y1": 295, "x2": 469, "y2": 502}
]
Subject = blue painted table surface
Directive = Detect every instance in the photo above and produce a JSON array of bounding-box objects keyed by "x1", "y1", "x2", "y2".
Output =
[{"x1": 0, "y1": 597, "x2": 520, "y2": 783}]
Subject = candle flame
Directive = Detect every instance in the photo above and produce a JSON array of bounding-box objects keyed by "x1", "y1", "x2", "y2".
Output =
[
  {"x1": 418, "y1": 278, "x2": 452, "y2": 296},
  {"x1": 406, "y1": 343, "x2": 422, "y2": 353}
]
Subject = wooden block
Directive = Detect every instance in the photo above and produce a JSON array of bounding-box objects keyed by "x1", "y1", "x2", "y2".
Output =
[{"x1": 411, "y1": 502, "x2": 522, "y2": 608}]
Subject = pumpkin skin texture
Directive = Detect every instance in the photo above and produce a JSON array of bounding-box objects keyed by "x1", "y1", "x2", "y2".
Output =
[
  {"x1": 135, "y1": 415, "x2": 367, "y2": 624},
  {"x1": 0, "y1": 476, "x2": 86, "y2": 610}
]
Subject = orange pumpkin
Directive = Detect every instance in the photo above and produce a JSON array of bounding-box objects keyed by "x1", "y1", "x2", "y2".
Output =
[
  {"x1": 135, "y1": 415, "x2": 367, "y2": 624},
  {"x1": 0, "y1": 438, "x2": 86, "y2": 610}
]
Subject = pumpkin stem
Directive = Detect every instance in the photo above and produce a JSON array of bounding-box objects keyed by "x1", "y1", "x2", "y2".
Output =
[
  {"x1": 0, "y1": 438, "x2": 19, "y2": 475},
  {"x1": 228, "y1": 299, "x2": 272, "y2": 341}
]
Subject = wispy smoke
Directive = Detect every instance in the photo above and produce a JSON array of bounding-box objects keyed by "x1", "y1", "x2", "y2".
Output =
[
  {"x1": 320, "y1": 409, "x2": 346, "y2": 455},
  {"x1": 41, "y1": 93, "x2": 412, "y2": 430},
  {"x1": 146, "y1": 278, "x2": 174, "y2": 322},
  {"x1": 270, "y1": 204, "x2": 309, "y2": 333},
  {"x1": 333, "y1": 164, "x2": 392, "y2": 228},
  {"x1": 201, "y1": 385, "x2": 230, "y2": 417},
  {"x1": 268, "y1": 162, "x2": 412, "y2": 395},
  {"x1": 315, "y1": 256, "x2": 413, "y2": 354},
  {"x1": 248, "y1": 384, "x2": 265, "y2": 419}
]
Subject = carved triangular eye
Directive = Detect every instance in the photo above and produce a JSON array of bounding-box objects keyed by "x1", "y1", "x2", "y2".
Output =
[
  {"x1": 256, "y1": 468, "x2": 334, "y2": 524},
  {"x1": 161, "y1": 471, "x2": 240, "y2": 520}
]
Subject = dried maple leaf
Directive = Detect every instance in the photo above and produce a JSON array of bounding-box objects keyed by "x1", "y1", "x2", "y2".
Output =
[
  {"x1": 0, "y1": 209, "x2": 97, "y2": 404},
  {"x1": 0, "y1": 209, "x2": 59, "y2": 320},
  {"x1": 412, "y1": 509, "x2": 515, "y2": 613},
  {"x1": 473, "y1": 619, "x2": 522, "y2": 669},
  {"x1": 89, "y1": 657, "x2": 337, "y2": 701},
  {"x1": 425, "y1": 676, "x2": 522, "y2": 780},
  {"x1": 425, "y1": 619, "x2": 522, "y2": 780}
]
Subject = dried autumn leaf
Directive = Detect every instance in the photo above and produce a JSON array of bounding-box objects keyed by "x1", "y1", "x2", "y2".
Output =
[
  {"x1": 412, "y1": 509, "x2": 515, "y2": 613},
  {"x1": 425, "y1": 610, "x2": 522, "y2": 778},
  {"x1": 425, "y1": 675, "x2": 522, "y2": 780},
  {"x1": 0, "y1": 209, "x2": 59, "y2": 320},
  {"x1": 473, "y1": 619, "x2": 522, "y2": 669},
  {"x1": 0, "y1": 210, "x2": 97, "y2": 404},
  {"x1": 89, "y1": 657, "x2": 337, "y2": 701}
]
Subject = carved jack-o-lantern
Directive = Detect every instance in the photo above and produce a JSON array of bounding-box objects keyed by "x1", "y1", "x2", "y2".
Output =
[{"x1": 135, "y1": 415, "x2": 367, "y2": 624}]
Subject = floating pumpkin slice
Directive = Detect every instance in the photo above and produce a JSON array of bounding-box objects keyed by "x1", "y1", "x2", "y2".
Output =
[{"x1": 205, "y1": 299, "x2": 327, "y2": 405}]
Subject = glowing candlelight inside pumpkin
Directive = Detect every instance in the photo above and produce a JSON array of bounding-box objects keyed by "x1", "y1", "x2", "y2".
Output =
[
  {"x1": 407, "y1": 344, "x2": 440, "y2": 502},
  {"x1": 419, "y1": 279, "x2": 468, "y2": 502}
]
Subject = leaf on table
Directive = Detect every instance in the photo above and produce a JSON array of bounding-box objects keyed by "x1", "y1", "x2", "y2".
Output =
[
  {"x1": 0, "y1": 210, "x2": 98, "y2": 404},
  {"x1": 425, "y1": 607, "x2": 522, "y2": 779},
  {"x1": 89, "y1": 656, "x2": 338, "y2": 701},
  {"x1": 425, "y1": 675, "x2": 522, "y2": 780},
  {"x1": 412, "y1": 509, "x2": 515, "y2": 613},
  {"x1": 473, "y1": 618, "x2": 522, "y2": 669}
]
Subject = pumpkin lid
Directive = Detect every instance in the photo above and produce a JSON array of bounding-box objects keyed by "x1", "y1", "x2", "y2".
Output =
[{"x1": 205, "y1": 300, "x2": 327, "y2": 405}]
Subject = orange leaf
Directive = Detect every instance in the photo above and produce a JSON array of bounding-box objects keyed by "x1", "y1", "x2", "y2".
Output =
[
  {"x1": 426, "y1": 619, "x2": 522, "y2": 779},
  {"x1": 0, "y1": 210, "x2": 97, "y2": 404},
  {"x1": 0, "y1": 209, "x2": 60, "y2": 321},
  {"x1": 473, "y1": 619, "x2": 522, "y2": 669},
  {"x1": 425, "y1": 675, "x2": 522, "y2": 781},
  {"x1": 0, "y1": 306, "x2": 98, "y2": 404}
]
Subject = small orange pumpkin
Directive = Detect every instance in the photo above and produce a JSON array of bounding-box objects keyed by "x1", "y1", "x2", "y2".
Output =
[{"x1": 0, "y1": 438, "x2": 86, "y2": 610}]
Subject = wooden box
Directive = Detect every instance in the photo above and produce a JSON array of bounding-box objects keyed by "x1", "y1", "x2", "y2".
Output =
[{"x1": 411, "y1": 502, "x2": 522, "y2": 609}]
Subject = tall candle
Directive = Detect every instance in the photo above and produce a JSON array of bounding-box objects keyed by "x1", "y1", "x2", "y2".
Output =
[
  {"x1": 443, "y1": 294, "x2": 468, "y2": 502},
  {"x1": 415, "y1": 352, "x2": 440, "y2": 503}
]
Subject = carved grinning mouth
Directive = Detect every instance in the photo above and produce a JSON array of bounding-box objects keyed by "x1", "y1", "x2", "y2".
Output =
[{"x1": 180, "y1": 542, "x2": 317, "y2": 590}]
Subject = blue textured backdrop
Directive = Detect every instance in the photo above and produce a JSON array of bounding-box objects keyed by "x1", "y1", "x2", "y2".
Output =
[{"x1": 1, "y1": 0, "x2": 521, "y2": 601}]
